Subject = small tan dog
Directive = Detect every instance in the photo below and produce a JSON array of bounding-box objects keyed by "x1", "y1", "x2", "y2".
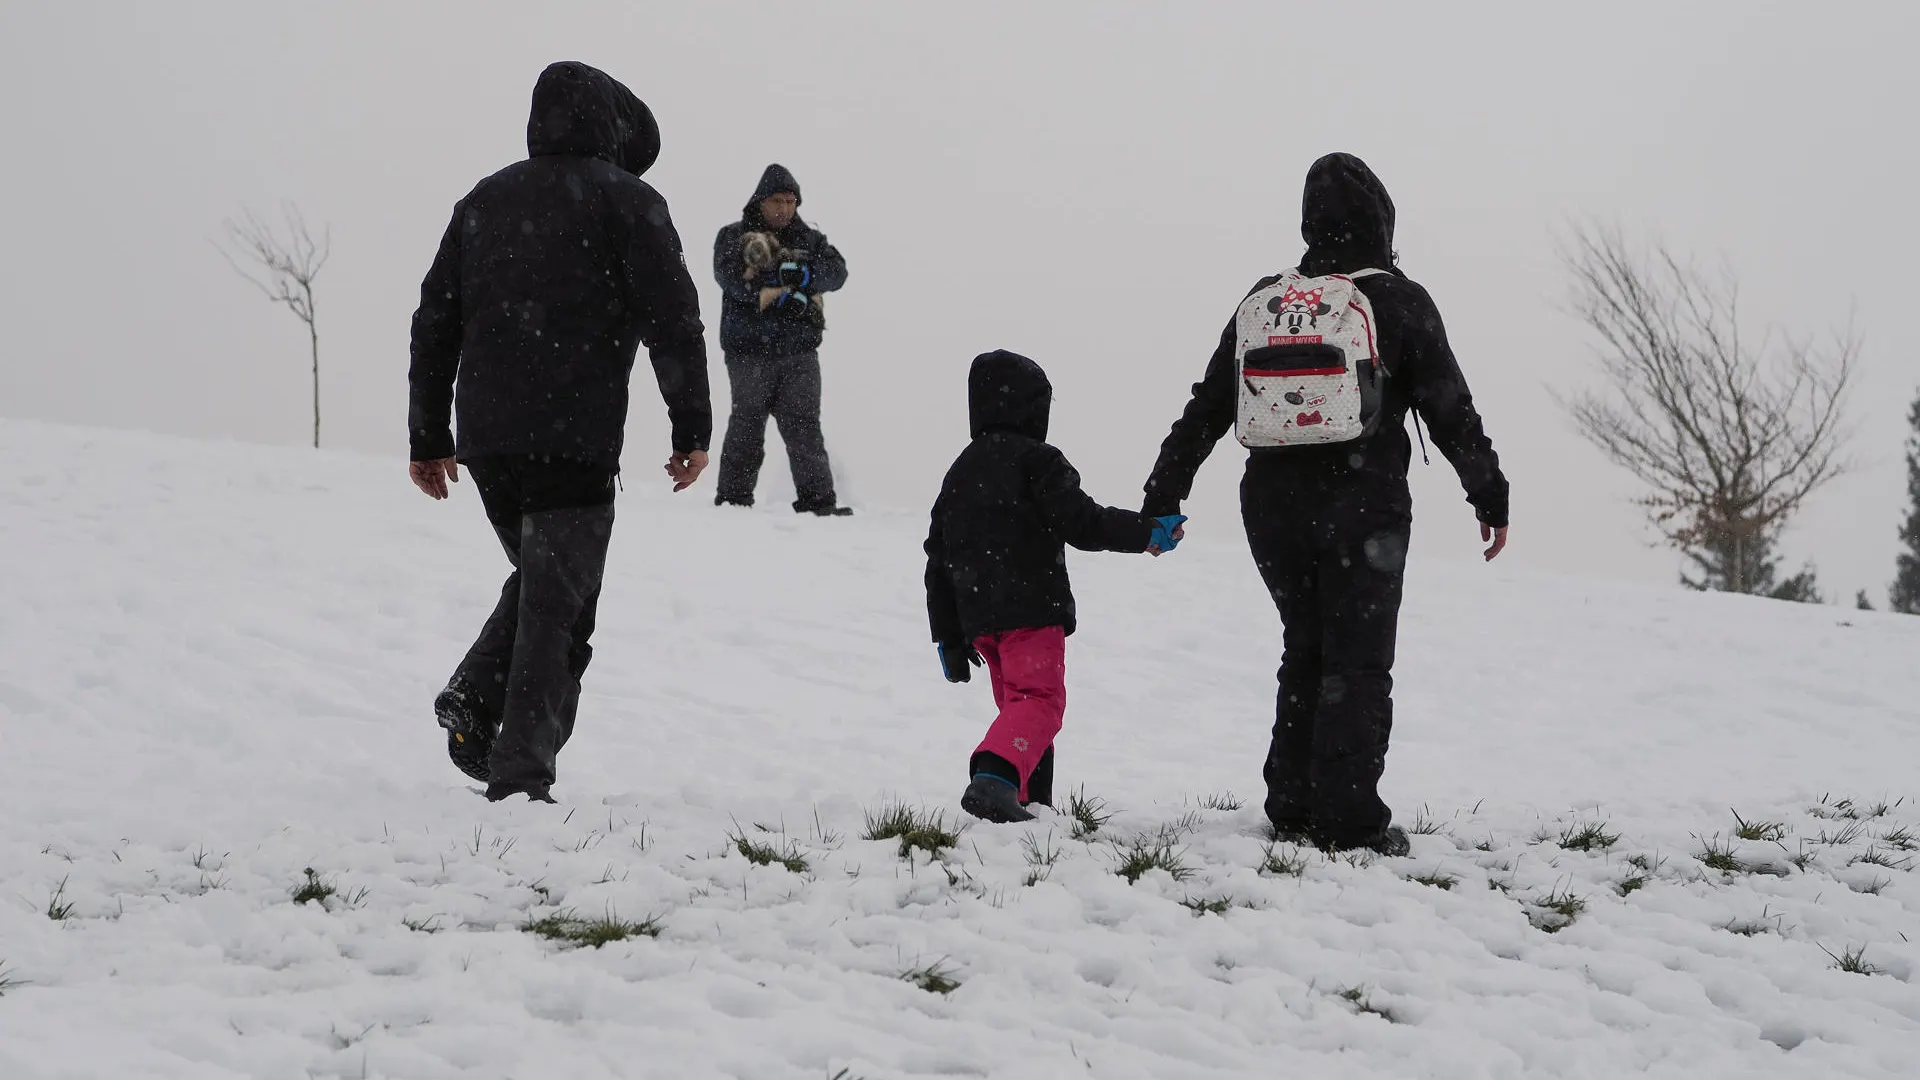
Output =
[{"x1": 742, "y1": 231, "x2": 825, "y2": 325}]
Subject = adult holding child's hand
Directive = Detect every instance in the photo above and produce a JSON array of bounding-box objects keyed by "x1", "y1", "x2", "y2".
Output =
[{"x1": 1140, "y1": 153, "x2": 1510, "y2": 857}]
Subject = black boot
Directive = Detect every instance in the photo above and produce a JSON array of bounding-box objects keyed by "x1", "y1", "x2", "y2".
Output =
[
  {"x1": 961, "y1": 775, "x2": 1035, "y2": 823},
  {"x1": 1314, "y1": 825, "x2": 1409, "y2": 856},
  {"x1": 1025, "y1": 746, "x2": 1055, "y2": 809},
  {"x1": 435, "y1": 677, "x2": 494, "y2": 783},
  {"x1": 795, "y1": 501, "x2": 853, "y2": 517},
  {"x1": 484, "y1": 781, "x2": 555, "y2": 804}
]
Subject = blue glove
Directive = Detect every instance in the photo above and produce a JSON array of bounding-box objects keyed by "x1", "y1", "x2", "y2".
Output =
[
  {"x1": 937, "y1": 643, "x2": 983, "y2": 684},
  {"x1": 778, "y1": 261, "x2": 813, "y2": 290},
  {"x1": 1149, "y1": 514, "x2": 1187, "y2": 553},
  {"x1": 774, "y1": 288, "x2": 811, "y2": 313}
]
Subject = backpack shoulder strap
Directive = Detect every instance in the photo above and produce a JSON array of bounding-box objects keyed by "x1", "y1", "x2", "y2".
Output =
[{"x1": 1348, "y1": 268, "x2": 1391, "y2": 280}]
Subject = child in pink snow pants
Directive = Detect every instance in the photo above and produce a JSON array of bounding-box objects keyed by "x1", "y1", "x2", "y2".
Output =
[{"x1": 924, "y1": 351, "x2": 1186, "y2": 824}]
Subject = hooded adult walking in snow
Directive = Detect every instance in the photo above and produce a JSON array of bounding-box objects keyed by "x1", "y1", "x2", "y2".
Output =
[
  {"x1": 711, "y1": 165, "x2": 851, "y2": 515},
  {"x1": 1142, "y1": 153, "x2": 1509, "y2": 854},
  {"x1": 407, "y1": 61, "x2": 712, "y2": 803}
]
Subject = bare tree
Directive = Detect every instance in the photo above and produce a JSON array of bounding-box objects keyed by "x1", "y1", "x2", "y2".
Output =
[
  {"x1": 215, "y1": 203, "x2": 330, "y2": 448},
  {"x1": 1558, "y1": 225, "x2": 1856, "y2": 598}
]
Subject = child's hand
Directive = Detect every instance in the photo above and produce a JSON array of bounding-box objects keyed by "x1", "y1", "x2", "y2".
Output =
[
  {"x1": 1148, "y1": 515, "x2": 1188, "y2": 556},
  {"x1": 937, "y1": 643, "x2": 983, "y2": 683}
]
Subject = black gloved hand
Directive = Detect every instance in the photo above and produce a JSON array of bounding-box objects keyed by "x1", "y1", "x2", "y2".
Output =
[
  {"x1": 937, "y1": 642, "x2": 983, "y2": 684},
  {"x1": 777, "y1": 260, "x2": 812, "y2": 290}
]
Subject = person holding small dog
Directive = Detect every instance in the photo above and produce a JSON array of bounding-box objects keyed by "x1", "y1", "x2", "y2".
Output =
[{"x1": 712, "y1": 164, "x2": 851, "y2": 515}]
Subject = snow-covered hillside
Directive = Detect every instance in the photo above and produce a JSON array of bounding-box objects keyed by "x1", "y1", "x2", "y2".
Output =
[{"x1": 2, "y1": 419, "x2": 1917, "y2": 1079}]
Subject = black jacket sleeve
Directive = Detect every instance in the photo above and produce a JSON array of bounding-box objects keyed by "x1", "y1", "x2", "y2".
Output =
[
  {"x1": 1032, "y1": 445, "x2": 1155, "y2": 553},
  {"x1": 924, "y1": 502, "x2": 964, "y2": 645},
  {"x1": 712, "y1": 225, "x2": 759, "y2": 303},
  {"x1": 801, "y1": 228, "x2": 848, "y2": 294},
  {"x1": 1141, "y1": 315, "x2": 1240, "y2": 517},
  {"x1": 1396, "y1": 283, "x2": 1509, "y2": 528},
  {"x1": 622, "y1": 197, "x2": 713, "y2": 454},
  {"x1": 407, "y1": 202, "x2": 465, "y2": 461}
]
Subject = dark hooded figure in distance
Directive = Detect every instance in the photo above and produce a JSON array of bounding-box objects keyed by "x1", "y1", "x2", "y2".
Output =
[
  {"x1": 711, "y1": 164, "x2": 851, "y2": 515},
  {"x1": 407, "y1": 61, "x2": 712, "y2": 803},
  {"x1": 1142, "y1": 153, "x2": 1510, "y2": 855}
]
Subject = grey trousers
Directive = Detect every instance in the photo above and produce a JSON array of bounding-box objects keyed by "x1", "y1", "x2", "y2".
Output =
[{"x1": 715, "y1": 351, "x2": 838, "y2": 511}]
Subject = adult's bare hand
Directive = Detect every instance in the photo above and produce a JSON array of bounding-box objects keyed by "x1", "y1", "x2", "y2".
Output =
[
  {"x1": 665, "y1": 450, "x2": 709, "y2": 492},
  {"x1": 1481, "y1": 523, "x2": 1509, "y2": 561},
  {"x1": 410, "y1": 458, "x2": 459, "y2": 500}
]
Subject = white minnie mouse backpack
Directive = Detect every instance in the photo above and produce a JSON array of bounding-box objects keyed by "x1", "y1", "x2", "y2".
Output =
[{"x1": 1233, "y1": 268, "x2": 1389, "y2": 449}]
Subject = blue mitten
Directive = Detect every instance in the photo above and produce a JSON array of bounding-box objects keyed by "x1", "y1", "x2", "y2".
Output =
[{"x1": 1150, "y1": 514, "x2": 1188, "y2": 553}]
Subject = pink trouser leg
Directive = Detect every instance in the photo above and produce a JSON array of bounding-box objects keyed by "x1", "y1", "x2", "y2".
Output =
[{"x1": 972, "y1": 627, "x2": 1067, "y2": 802}]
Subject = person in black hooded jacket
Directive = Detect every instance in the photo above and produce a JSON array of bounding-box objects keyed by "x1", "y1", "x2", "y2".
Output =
[
  {"x1": 711, "y1": 165, "x2": 851, "y2": 514},
  {"x1": 1142, "y1": 153, "x2": 1509, "y2": 855},
  {"x1": 927, "y1": 351, "x2": 1187, "y2": 823},
  {"x1": 407, "y1": 61, "x2": 712, "y2": 803}
]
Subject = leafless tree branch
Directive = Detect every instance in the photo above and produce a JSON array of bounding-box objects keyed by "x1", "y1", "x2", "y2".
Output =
[
  {"x1": 1557, "y1": 224, "x2": 1856, "y2": 595},
  {"x1": 213, "y1": 202, "x2": 330, "y2": 448}
]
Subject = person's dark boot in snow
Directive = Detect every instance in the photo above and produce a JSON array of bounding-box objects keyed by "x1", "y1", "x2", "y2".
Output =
[
  {"x1": 1365, "y1": 826, "x2": 1412, "y2": 857},
  {"x1": 485, "y1": 780, "x2": 556, "y2": 804},
  {"x1": 962, "y1": 773, "x2": 1036, "y2": 824},
  {"x1": 435, "y1": 676, "x2": 494, "y2": 783},
  {"x1": 796, "y1": 501, "x2": 853, "y2": 517}
]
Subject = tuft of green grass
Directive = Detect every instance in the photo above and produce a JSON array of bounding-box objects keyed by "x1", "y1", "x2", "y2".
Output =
[
  {"x1": 1849, "y1": 847, "x2": 1914, "y2": 871},
  {"x1": 522, "y1": 908, "x2": 662, "y2": 948},
  {"x1": 1067, "y1": 787, "x2": 1113, "y2": 840},
  {"x1": 1337, "y1": 985, "x2": 1396, "y2": 1021},
  {"x1": 45, "y1": 877, "x2": 76, "y2": 921},
  {"x1": 1721, "y1": 906, "x2": 1785, "y2": 937},
  {"x1": 828, "y1": 1070, "x2": 870, "y2": 1080},
  {"x1": 1812, "y1": 795, "x2": 1859, "y2": 820},
  {"x1": 1853, "y1": 876, "x2": 1893, "y2": 896},
  {"x1": 1558, "y1": 821, "x2": 1621, "y2": 852},
  {"x1": 1197, "y1": 791, "x2": 1244, "y2": 812},
  {"x1": 729, "y1": 829, "x2": 810, "y2": 874},
  {"x1": 1731, "y1": 810, "x2": 1789, "y2": 843},
  {"x1": 1821, "y1": 943, "x2": 1881, "y2": 975},
  {"x1": 1114, "y1": 831, "x2": 1193, "y2": 884},
  {"x1": 1696, "y1": 835, "x2": 1747, "y2": 875},
  {"x1": 1408, "y1": 805, "x2": 1447, "y2": 836},
  {"x1": 1878, "y1": 825, "x2": 1917, "y2": 852},
  {"x1": 291, "y1": 868, "x2": 336, "y2": 906},
  {"x1": 1408, "y1": 870, "x2": 1459, "y2": 891},
  {"x1": 402, "y1": 915, "x2": 443, "y2": 934},
  {"x1": 1814, "y1": 820, "x2": 1868, "y2": 847},
  {"x1": 0, "y1": 961, "x2": 19, "y2": 996},
  {"x1": 1617, "y1": 872, "x2": 1651, "y2": 896},
  {"x1": 1180, "y1": 895, "x2": 1234, "y2": 916},
  {"x1": 1020, "y1": 831, "x2": 1062, "y2": 887},
  {"x1": 1260, "y1": 841, "x2": 1308, "y2": 877},
  {"x1": 861, "y1": 803, "x2": 960, "y2": 860},
  {"x1": 899, "y1": 959, "x2": 961, "y2": 995},
  {"x1": 1529, "y1": 884, "x2": 1586, "y2": 933}
]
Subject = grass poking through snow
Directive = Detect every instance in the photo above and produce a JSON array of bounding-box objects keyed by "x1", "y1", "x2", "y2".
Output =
[
  {"x1": 1731, "y1": 810, "x2": 1789, "y2": 842},
  {"x1": 729, "y1": 828, "x2": 810, "y2": 874},
  {"x1": 291, "y1": 868, "x2": 336, "y2": 906},
  {"x1": 1408, "y1": 870, "x2": 1459, "y2": 891},
  {"x1": 1114, "y1": 830, "x2": 1193, "y2": 884},
  {"x1": 899, "y1": 960, "x2": 961, "y2": 995},
  {"x1": 522, "y1": 909, "x2": 662, "y2": 948},
  {"x1": 1529, "y1": 884, "x2": 1587, "y2": 933},
  {"x1": 1180, "y1": 895, "x2": 1233, "y2": 916},
  {"x1": 1821, "y1": 943, "x2": 1881, "y2": 976},
  {"x1": 862, "y1": 803, "x2": 960, "y2": 860},
  {"x1": 1066, "y1": 787, "x2": 1113, "y2": 840},
  {"x1": 1260, "y1": 842, "x2": 1308, "y2": 877},
  {"x1": 1558, "y1": 821, "x2": 1620, "y2": 852},
  {"x1": 45, "y1": 877, "x2": 75, "y2": 921}
]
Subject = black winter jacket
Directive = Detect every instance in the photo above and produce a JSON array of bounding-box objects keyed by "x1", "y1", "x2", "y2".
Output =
[
  {"x1": 713, "y1": 165, "x2": 849, "y2": 358},
  {"x1": 926, "y1": 351, "x2": 1154, "y2": 643},
  {"x1": 1143, "y1": 154, "x2": 1508, "y2": 529},
  {"x1": 408, "y1": 61, "x2": 711, "y2": 467}
]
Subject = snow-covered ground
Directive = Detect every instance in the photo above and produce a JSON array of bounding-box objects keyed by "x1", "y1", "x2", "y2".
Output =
[{"x1": 2, "y1": 419, "x2": 1917, "y2": 1079}]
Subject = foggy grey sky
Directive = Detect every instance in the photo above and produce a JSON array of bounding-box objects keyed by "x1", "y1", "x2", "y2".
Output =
[{"x1": 3, "y1": 1, "x2": 1915, "y2": 599}]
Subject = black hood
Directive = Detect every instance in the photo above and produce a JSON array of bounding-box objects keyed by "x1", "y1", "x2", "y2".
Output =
[
  {"x1": 526, "y1": 61, "x2": 660, "y2": 176},
  {"x1": 1299, "y1": 153, "x2": 1397, "y2": 276},
  {"x1": 743, "y1": 164, "x2": 804, "y2": 227},
  {"x1": 968, "y1": 350, "x2": 1052, "y2": 440}
]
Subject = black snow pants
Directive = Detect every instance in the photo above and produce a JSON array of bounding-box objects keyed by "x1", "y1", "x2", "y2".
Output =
[
  {"x1": 453, "y1": 456, "x2": 616, "y2": 793},
  {"x1": 1241, "y1": 468, "x2": 1410, "y2": 850},
  {"x1": 714, "y1": 351, "x2": 838, "y2": 511}
]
